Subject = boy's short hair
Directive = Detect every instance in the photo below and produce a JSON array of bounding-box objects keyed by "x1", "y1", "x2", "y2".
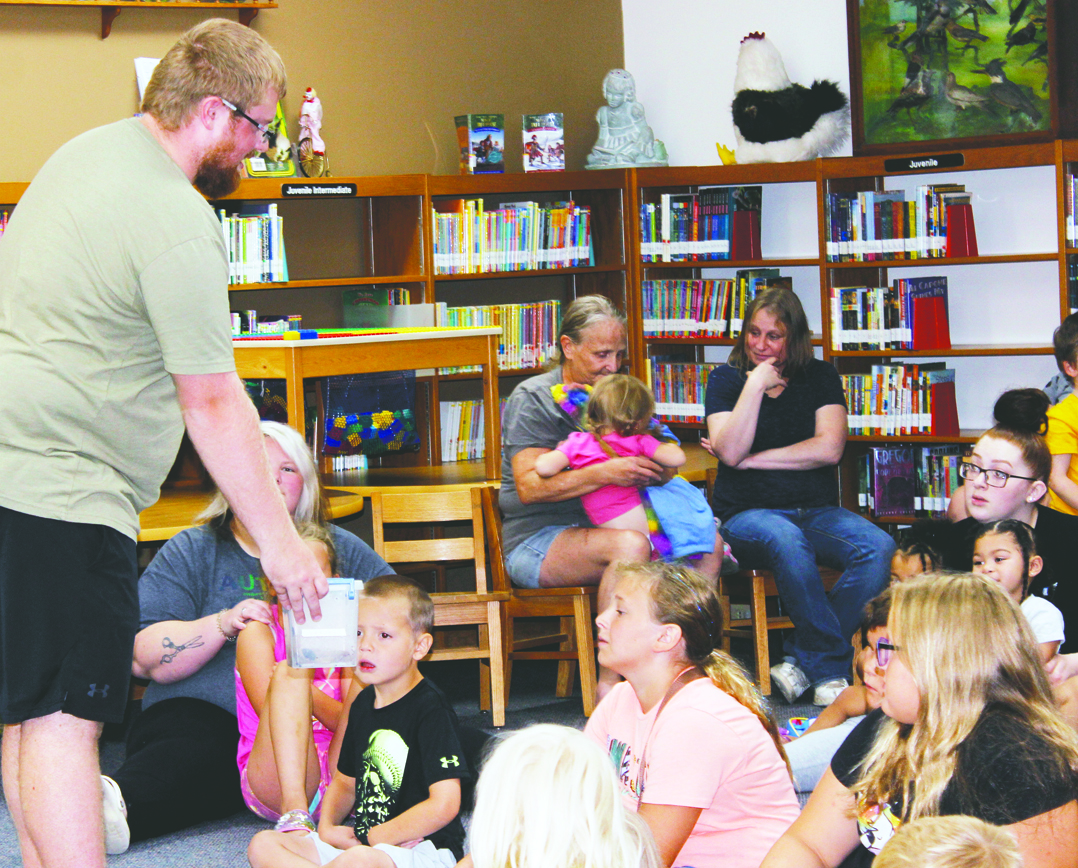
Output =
[
  {"x1": 361, "y1": 575, "x2": 434, "y2": 635},
  {"x1": 296, "y1": 522, "x2": 337, "y2": 575},
  {"x1": 874, "y1": 815, "x2": 1021, "y2": 868},
  {"x1": 860, "y1": 587, "x2": 892, "y2": 648},
  {"x1": 1055, "y1": 312, "x2": 1078, "y2": 384}
]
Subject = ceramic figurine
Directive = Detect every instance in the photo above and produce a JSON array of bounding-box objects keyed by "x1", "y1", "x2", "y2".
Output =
[{"x1": 586, "y1": 69, "x2": 668, "y2": 169}]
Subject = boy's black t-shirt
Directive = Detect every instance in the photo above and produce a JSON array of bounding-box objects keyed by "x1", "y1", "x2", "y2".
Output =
[
  {"x1": 337, "y1": 677, "x2": 469, "y2": 859},
  {"x1": 830, "y1": 707, "x2": 1078, "y2": 868}
]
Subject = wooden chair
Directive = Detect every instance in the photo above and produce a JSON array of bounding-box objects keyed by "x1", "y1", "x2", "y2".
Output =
[
  {"x1": 487, "y1": 490, "x2": 598, "y2": 716},
  {"x1": 370, "y1": 486, "x2": 509, "y2": 726}
]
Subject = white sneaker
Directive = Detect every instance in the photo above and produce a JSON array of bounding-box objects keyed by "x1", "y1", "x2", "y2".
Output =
[
  {"x1": 769, "y1": 661, "x2": 811, "y2": 703},
  {"x1": 101, "y1": 775, "x2": 130, "y2": 855},
  {"x1": 813, "y1": 678, "x2": 850, "y2": 707}
]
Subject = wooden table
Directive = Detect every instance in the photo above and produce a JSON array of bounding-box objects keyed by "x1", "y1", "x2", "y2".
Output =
[
  {"x1": 137, "y1": 485, "x2": 367, "y2": 543},
  {"x1": 233, "y1": 328, "x2": 502, "y2": 480}
]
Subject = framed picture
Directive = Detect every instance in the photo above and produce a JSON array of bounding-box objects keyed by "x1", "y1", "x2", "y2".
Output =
[{"x1": 846, "y1": 0, "x2": 1074, "y2": 155}]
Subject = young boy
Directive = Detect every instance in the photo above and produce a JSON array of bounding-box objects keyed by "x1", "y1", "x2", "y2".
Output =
[
  {"x1": 1047, "y1": 312, "x2": 1078, "y2": 514},
  {"x1": 248, "y1": 576, "x2": 469, "y2": 868}
]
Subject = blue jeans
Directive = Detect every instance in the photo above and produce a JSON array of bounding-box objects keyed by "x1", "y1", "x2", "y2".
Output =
[{"x1": 722, "y1": 507, "x2": 894, "y2": 685}]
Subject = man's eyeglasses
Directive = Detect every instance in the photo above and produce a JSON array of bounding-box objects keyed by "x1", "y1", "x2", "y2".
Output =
[
  {"x1": 876, "y1": 639, "x2": 900, "y2": 668},
  {"x1": 219, "y1": 97, "x2": 271, "y2": 141},
  {"x1": 958, "y1": 460, "x2": 1038, "y2": 489}
]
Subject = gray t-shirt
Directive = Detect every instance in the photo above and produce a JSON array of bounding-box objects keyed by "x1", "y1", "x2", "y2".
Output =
[
  {"x1": 139, "y1": 524, "x2": 392, "y2": 714},
  {"x1": 0, "y1": 118, "x2": 235, "y2": 538},
  {"x1": 500, "y1": 367, "x2": 590, "y2": 555}
]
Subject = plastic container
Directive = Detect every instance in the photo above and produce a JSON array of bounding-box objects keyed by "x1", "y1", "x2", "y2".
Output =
[{"x1": 284, "y1": 578, "x2": 360, "y2": 669}]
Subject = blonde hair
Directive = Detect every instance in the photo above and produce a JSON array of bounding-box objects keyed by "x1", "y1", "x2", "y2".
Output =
[
  {"x1": 613, "y1": 561, "x2": 791, "y2": 777},
  {"x1": 586, "y1": 374, "x2": 656, "y2": 437},
  {"x1": 141, "y1": 18, "x2": 287, "y2": 131},
  {"x1": 875, "y1": 816, "x2": 1022, "y2": 868},
  {"x1": 198, "y1": 421, "x2": 326, "y2": 536},
  {"x1": 468, "y1": 724, "x2": 661, "y2": 868},
  {"x1": 852, "y1": 572, "x2": 1078, "y2": 822},
  {"x1": 360, "y1": 575, "x2": 434, "y2": 636}
]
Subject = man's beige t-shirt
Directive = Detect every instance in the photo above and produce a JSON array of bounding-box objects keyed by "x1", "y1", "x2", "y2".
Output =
[{"x1": 0, "y1": 118, "x2": 235, "y2": 538}]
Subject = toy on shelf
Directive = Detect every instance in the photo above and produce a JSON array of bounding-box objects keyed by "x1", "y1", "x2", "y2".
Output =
[
  {"x1": 731, "y1": 32, "x2": 849, "y2": 164},
  {"x1": 298, "y1": 87, "x2": 328, "y2": 178},
  {"x1": 586, "y1": 69, "x2": 668, "y2": 169}
]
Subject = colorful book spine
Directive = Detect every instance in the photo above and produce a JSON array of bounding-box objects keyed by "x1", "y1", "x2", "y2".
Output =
[
  {"x1": 218, "y1": 208, "x2": 287, "y2": 285},
  {"x1": 439, "y1": 299, "x2": 560, "y2": 374},
  {"x1": 439, "y1": 400, "x2": 486, "y2": 462},
  {"x1": 650, "y1": 360, "x2": 720, "y2": 423},
  {"x1": 432, "y1": 202, "x2": 591, "y2": 275}
]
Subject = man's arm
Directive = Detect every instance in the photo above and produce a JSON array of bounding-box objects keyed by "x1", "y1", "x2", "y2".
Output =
[
  {"x1": 172, "y1": 372, "x2": 327, "y2": 620},
  {"x1": 512, "y1": 447, "x2": 662, "y2": 505}
]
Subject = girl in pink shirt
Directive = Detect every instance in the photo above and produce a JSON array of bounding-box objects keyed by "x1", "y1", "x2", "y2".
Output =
[
  {"x1": 235, "y1": 526, "x2": 354, "y2": 833},
  {"x1": 586, "y1": 561, "x2": 799, "y2": 868}
]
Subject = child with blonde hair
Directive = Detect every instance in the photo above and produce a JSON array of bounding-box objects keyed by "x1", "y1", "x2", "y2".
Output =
[
  {"x1": 465, "y1": 724, "x2": 660, "y2": 868},
  {"x1": 586, "y1": 561, "x2": 797, "y2": 868},
  {"x1": 875, "y1": 815, "x2": 1022, "y2": 868}
]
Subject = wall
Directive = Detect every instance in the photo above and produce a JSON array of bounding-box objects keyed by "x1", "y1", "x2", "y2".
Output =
[{"x1": 0, "y1": 0, "x2": 623, "y2": 180}]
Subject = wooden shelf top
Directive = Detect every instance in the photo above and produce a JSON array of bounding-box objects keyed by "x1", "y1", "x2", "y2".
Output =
[
  {"x1": 218, "y1": 175, "x2": 428, "y2": 200},
  {"x1": 646, "y1": 334, "x2": 824, "y2": 345},
  {"x1": 848, "y1": 431, "x2": 982, "y2": 444},
  {"x1": 831, "y1": 344, "x2": 1053, "y2": 357},
  {"x1": 827, "y1": 253, "x2": 1058, "y2": 269},
  {"x1": 0, "y1": 1, "x2": 278, "y2": 38},
  {"x1": 434, "y1": 263, "x2": 625, "y2": 281},
  {"x1": 820, "y1": 141, "x2": 1056, "y2": 179},
  {"x1": 227, "y1": 275, "x2": 426, "y2": 292},
  {"x1": 642, "y1": 257, "x2": 819, "y2": 269},
  {"x1": 634, "y1": 162, "x2": 816, "y2": 188},
  {"x1": 429, "y1": 169, "x2": 629, "y2": 196}
]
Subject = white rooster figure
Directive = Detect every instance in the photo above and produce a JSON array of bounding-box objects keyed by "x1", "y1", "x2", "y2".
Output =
[{"x1": 731, "y1": 32, "x2": 850, "y2": 164}]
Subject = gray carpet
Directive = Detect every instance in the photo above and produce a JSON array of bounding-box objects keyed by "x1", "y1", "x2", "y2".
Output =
[{"x1": 0, "y1": 657, "x2": 819, "y2": 867}]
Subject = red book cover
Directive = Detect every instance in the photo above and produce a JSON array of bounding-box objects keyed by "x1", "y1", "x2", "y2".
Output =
[
  {"x1": 907, "y1": 276, "x2": 950, "y2": 351},
  {"x1": 946, "y1": 203, "x2": 978, "y2": 257},
  {"x1": 928, "y1": 375, "x2": 959, "y2": 437},
  {"x1": 731, "y1": 210, "x2": 761, "y2": 260}
]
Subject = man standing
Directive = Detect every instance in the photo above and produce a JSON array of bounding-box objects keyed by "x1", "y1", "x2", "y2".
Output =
[{"x1": 0, "y1": 20, "x2": 326, "y2": 868}]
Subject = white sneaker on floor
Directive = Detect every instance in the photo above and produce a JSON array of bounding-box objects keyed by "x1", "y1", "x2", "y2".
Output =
[
  {"x1": 101, "y1": 774, "x2": 130, "y2": 855},
  {"x1": 813, "y1": 678, "x2": 850, "y2": 707},
  {"x1": 770, "y1": 661, "x2": 811, "y2": 703}
]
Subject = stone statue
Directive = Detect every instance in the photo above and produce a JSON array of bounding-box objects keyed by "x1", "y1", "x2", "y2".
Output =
[
  {"x1": 585, "y1": 69, "x2": 668, "y2": 169},
  {"x1": 298, "y1": 87, "x2": 328, "y2": 177}
]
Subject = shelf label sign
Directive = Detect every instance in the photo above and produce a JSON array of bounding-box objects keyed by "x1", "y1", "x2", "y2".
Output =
[
  {"x1": 281, "y1": 183, "x2": 358, "y2": 197},
  {"x1": 883, "y1": 154, "x2": 964, "y2": 173}
]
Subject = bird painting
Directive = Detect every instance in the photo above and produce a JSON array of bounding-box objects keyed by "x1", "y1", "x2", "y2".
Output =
[
  {"x1": 945, "y1": 20, "x2": 989, "y2": 55},
  {"x1": 944, "y1": 72, "x2": 989, "y2": 111},
  {"x1": 973, "y1": 58, "x2": 1041, "y2": 124}
]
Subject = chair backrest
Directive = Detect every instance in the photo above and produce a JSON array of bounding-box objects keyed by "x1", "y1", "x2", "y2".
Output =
[{"x1": 370, "y1": 487, "x2": 502, "y2": 594}]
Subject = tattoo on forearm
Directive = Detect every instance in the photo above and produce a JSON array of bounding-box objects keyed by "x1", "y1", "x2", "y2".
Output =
[{"x1": 160, "y1": 635, "x2": 204, "y2": 664}]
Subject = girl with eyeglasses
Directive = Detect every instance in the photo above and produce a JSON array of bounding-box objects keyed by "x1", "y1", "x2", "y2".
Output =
[
  {"x1": 585, "y1": 561, "x2": 798, "y2": 868},
  {"x1": 933, "y1": 389, "x2": 1078, "y2": 651},
  {"x1": 761, "y1": 572, "x2": 1078, "y2": 868}
]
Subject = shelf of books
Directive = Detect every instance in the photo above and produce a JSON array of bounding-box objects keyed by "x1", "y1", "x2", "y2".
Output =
[
  {"x1": 1058, "y1": 140, "x2": 1078, "y2": 315},
  {"x1": 819, "y1": 142, "x2": 1065, "y2": 522},
  {"x1": 631, "y1": 163, "x2": 823, "y2": 432},
  {"x1": 426, "y1": 169, "x2": 631, "y2": 459}
]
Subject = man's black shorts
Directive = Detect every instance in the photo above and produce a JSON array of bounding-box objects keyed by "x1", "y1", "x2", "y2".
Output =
[{"x1": 0, "y1": 506, "x2": 137, "y2": 724}]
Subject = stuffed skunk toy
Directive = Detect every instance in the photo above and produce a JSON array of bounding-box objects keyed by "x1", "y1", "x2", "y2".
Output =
[{"x1": 732, "y1": 32, "x2": 849, "y2": 163}]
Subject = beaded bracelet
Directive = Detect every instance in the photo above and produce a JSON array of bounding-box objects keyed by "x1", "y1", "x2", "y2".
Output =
[{"x1": 216, "y1": 610, "x2": 236, "y2": 643}]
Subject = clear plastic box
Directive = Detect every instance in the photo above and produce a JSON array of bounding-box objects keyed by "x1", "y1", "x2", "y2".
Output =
[{"x1": 284, "y1": 578, "x2": 360, "y2": 669}]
